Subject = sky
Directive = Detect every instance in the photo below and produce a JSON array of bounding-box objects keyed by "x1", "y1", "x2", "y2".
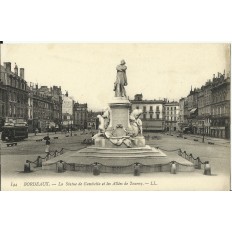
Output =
[{"x1": 1, "y1": 43, "x2": 230, "y2": 111}]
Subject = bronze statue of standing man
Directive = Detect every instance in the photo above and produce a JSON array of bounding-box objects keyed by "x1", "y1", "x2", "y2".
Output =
[{"x1": 114, "y1": 59, "x2": 128, "y2": 97}]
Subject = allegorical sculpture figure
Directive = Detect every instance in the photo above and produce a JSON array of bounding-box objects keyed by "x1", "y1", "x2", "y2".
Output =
[
  {"x1": 129, "y1": 109, "x2": 143, "y2": 136},
  {"x1": 114, "y1": 59, "x2": 128, "y2": 97},
  {"x1": 102, "y1": 108, "x2": 110, "y2": 130}
]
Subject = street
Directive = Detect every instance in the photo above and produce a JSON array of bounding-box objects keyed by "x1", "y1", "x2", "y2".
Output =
[{"x1": 0, "y1": 131, "x2": 230, "y2": 190}]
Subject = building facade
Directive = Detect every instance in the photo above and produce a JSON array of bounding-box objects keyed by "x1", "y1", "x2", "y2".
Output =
[
  {"x1": 0, "y1": 62, "x2": 28, "y2": 129},
  {"x1": 73, "y1": 102, "x2": 88, "y2": 130},
  {"x1": 210, "y1": 72, "x2": 230, "y2": 138},
  {"x1": 0, "y1": 80, "x2": 7, "y2": 130},
  {"x1": 196, "y1": 80, "x2": 213, "y2": 136},
  {"x1": 62, "y1": 92, "x2": 74, "y2": 129},
  {"x1": 164, "y1": 101, "x2": 180, "y2": 132},
  {"x1": 180, "y1": 71, "x2": 230, "y2": 139},
  {"x1": 27, "y1": 84, "x2": 63, "y2": 132},
  {"x1": 130, "y1": 94, "x2": 165, "y2": 131}
]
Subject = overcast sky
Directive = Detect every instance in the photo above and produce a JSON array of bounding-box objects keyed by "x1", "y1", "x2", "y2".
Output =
[{"x1": 1, "y1": 43, "x2": 230, "y2": 111}]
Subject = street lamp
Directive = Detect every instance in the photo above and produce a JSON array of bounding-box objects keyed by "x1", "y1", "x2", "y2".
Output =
[
  {"x1": 202, "y1": 120, "x2": 205, "y2": 143},
  {"x1": 70, "y1": 119, "x2": 73, "y2": 136}
]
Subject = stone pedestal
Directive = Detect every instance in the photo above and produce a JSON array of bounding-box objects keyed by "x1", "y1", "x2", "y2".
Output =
[{"x1": 108, "y1": 97, "x2": 131, "y2": 129}]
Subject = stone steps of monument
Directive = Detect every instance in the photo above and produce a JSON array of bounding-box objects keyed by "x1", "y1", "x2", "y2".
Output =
[
  {"x1": 81, "y1": 145, "x2": 154, "y2": 152},
  {"x1": 42, "y1": 150, "x2": 194, "y2": 173},
  {"x1": 78, "y1": 146, "x2": 166, "y2": 156}
]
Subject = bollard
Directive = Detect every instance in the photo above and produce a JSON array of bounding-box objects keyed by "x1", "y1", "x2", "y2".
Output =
[
  {"x1": 204, "y1": 161, "x2": 211, "y2": 175},
  {"x1": 170, "y1": 162, "x2": 177, "y2": 174},
  {"x1": 24, "y1": 160, "x2": 31, "y2": 173},
  {"x1": 194, "y1": 157, "x2": 201, "y2": 169},
  {"x1": 37, "y1": 156, "x2": 42, "y2": 167},
  {"x1": 93, "y1": 163, "x2": 100, "y2": 176},
  {"x1": 46, "y1": 153, "x2": 51, "y2": 161},
  {"x1": 57, "y1": 160, "x2": 64, "y2": 173},
  {"x1": 189, "y1": 153, "x2": 193, "y2": 162},
  {"x1": 183, "y1": 151, "x2": 187, "y2": 159},
  {"x1": 54, "y1": 150, "x2": 58, "y2": 157},
  {"x1": 134, "y1": 163, "x2": 140, "y2": 176}
]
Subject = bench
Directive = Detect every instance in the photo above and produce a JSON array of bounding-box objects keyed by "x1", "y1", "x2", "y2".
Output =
[
  {"x1": 194, "y1": 139, "x2": 198, "y2": 141},
  {"x1": 208, "y1": 142, "x2": 214, "y2": 145},
  {"x1": 6, "y1": 142, "x2": 17, "y2": 147},
  {"x1": 36, "y1": 139, "x2": 43, "y2": 142},
  {"x1": 65, "y1": 135, "x2": 69, "y2": 137},
  {"x1": 184, "y1": 137, "x2": 187, "y2": 139},
  {"x1": 53, "y1": 137, "x2": 58, "y2": 139}
]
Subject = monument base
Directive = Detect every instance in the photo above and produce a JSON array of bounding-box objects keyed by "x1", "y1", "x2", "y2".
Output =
[
  {"x1": 42, "y1": 145, "x2": 194, "y2": 173},
  {"x1": 94, "y1": 136, "x2": 146, "y2": 148}
]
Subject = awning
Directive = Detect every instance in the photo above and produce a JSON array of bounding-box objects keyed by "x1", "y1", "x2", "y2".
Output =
[{"x1": 190, "y1": 108, "x2": 197, "y2": 114}]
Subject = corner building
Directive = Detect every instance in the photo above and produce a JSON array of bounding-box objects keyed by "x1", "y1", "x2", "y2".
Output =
[{"x1": 130, "y1": 94, "x2": 165, "y2": 131}]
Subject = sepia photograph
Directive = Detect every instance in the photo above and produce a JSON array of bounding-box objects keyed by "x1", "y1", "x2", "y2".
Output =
[{"x1": 0, "y1": 43, "x2": 230, "y2": 190}]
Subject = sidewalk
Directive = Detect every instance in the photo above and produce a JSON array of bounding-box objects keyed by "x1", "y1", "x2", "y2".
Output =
[{"x1": 159, "y1": 132, "x2": 230, "y2": 145}]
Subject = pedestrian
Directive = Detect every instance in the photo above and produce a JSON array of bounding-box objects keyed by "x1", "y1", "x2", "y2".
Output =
[
  {"x1": 34, "y1": 128, "x2": 38, "y2": 136},
  {"x1": 45, "y1": 138, "x2": 50, "y2": 154}
]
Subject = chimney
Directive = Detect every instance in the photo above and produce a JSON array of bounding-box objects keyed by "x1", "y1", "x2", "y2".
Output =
[
  {"x1": 218, "y1": 72, "x2": 220, "y2": 78},
  {"x1": 36, "y1": 84, "x2": 38, "y2": 90},
  {"x1": 14, "y1": 63, "x2": 18, "y2": 75},
  {"x1": 4, "y1": 62, "x2": 11, "y2": 72},
  {"x1": 20, "y1": 68, "x2": 24, "y2": 79}
]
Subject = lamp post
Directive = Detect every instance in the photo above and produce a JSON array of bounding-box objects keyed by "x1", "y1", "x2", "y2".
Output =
[
  {"x1": 202, "y1": 120, "x2": 205, "y2": 143},
  {"x1": 70, "y1": 119, "x2": 73, "y2": 136}
]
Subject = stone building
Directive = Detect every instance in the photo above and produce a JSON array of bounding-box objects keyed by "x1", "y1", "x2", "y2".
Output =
[
  {"x1": 50, "y1": 86, "x2": 63, "y2": 129},
  {"x1": 27, "y1": 84, "x2": 62, "y2": 132},
  {"x1": 62, "y1": 92, "x2": 74, "y2": 129},
  {"x1": 73, "y1": 102, "x2": 88, "y2": 130},
  {"x1": 0, "y1": 80, "x2": 7, "y2": 130},
  {"x1": 178, "y1": 97, "x2": 188, "y2": 129},
  {"x1": 196, "y1": 79, "x2": 213, "y2": 136},
  {"x1": 210, "y1": 72, "x2": 230, "y2": 138},
  {"x1": 130, "y1": 94, "x2": 165, "y2": 131},
  {"x1": 87, "y1": 110, "x2": 101, "y2": 130},
  {"x1": 0, "y1": 62, "x2": 28, "y2": 127},
  {"x1": 164, "y1": 101, "x2": 180, "y2": 132},
  {"x1": 179, "y1": 70, "x2": 230, "y2": 139},
  {"x1": 186, "y1": 87, "x2": 200, "y2": 134}
]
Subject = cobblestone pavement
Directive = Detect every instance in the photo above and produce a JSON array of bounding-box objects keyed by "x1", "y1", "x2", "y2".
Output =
[{"x1": 0, "y1": 131, "x2": 230, "y2": 190}]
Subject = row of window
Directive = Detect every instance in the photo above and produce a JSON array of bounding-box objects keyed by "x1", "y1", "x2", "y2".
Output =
[
  {"x1": 136, "y1": 106, "x2": 160, "y2": 111},
  {"x1": 9, "y1": 91, "x2": 27, "y2": 103},
  {"x1": 136, "y1": 106, "x2": 178, "y2": 111},
  {"x1": 166, "y1": 112, "x2": 177, "y2": 115},
  {"x1": 212, "y1": 106, "x2": 228, "y2": 116},
  {"x1": 1, "y1": 73, "x2": 27, "y2": 90},
  {"x1": 143, "y1": 113, "x2": 160, "y2": 119},
  {"x1": 165, "y1": 116, "x2": 177, "y2": 121},
  {"x1": 166, "y1": 107, "x2": 177, "y2": 110}
]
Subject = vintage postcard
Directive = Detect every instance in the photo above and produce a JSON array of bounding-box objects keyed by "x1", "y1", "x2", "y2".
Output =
[{"x1": 0, "y1": 43, "x2": 230, "y2": 191}]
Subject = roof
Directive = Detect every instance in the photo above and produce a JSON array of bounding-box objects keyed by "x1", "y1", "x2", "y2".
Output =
[{"x1": 131, "y1": 100, "x2": 165, "y2": 104}]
